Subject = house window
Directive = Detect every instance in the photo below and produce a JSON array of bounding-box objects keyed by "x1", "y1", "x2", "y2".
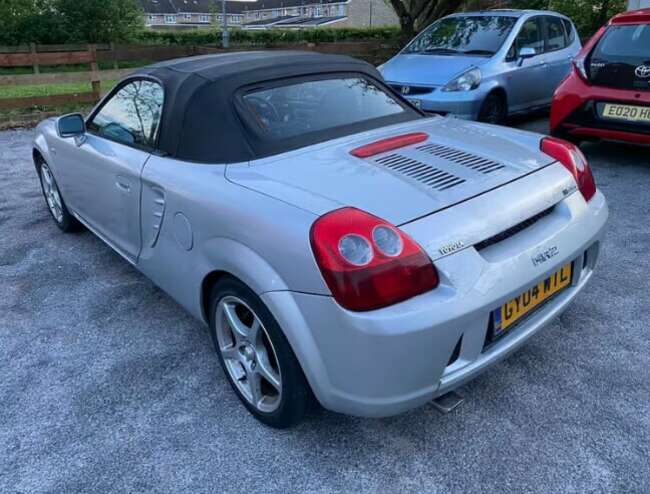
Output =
[
  {"x1": 315, "y1": 7, "x2": 322, "y2": 17},
  {"x1": 339, "y1": 4, "x2": 345, "y2": 15},
  {"x1": 200, "y1": 14, "x2": 210, "y2": 23},
  {"x1": 165, "y1": 15, "x2": 177, "y2": 24}
]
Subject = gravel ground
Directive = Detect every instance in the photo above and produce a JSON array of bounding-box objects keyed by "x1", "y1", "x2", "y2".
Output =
[{"x1": 1, "y1": 119, "x2": 649, "y2": 493}]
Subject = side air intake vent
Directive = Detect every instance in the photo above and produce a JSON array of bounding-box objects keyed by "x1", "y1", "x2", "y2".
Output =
[
  {"x1": 374, "y1": 153, "x2": 466, "y2": 191},
  {"x1": 416, "y1": 143, "x2": 505, "y2": 174}
]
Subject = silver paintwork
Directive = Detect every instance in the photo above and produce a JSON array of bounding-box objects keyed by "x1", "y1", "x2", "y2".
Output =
[
  {"x1": 33, "y1": 101, "x2": 608, "y2": 418},
  {"x1": 380, "y1": 10, "x2": 582, "y2": 120}
]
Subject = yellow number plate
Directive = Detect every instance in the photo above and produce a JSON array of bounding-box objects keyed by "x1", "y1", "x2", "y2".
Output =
[
  {"x1": 602, "y1": 103, "x2": 650, "y2": 123},
  {"x1": 494, "y1": 263, "x2": 573, "y2": 334}
]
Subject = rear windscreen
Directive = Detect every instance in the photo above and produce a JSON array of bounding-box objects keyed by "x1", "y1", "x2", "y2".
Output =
[
  {"x1": 592, "y1": 24, "x2": 650, "y2": 59},
  {"x1": 240, "y1": 76, "x2": 413, "y2": 141}
]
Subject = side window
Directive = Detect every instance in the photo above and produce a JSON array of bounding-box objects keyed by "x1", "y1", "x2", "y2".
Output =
[
  {"x1": 546, "y1": 16, "x2": 568, "y2": 52},
  {"x1": 509, "y1": 18, "x2": 544, "y2": 59},
  {"x1": 562, "y1": 19, "x2": 576, "y2": 44},
  {"x1": 88, "y1": 80, "x2": 164, "y2": 149}
]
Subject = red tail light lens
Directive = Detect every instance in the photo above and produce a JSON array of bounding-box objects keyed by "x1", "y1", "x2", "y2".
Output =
[
  {"x1": 310, "y1": 207, "x2": 438, "y2": 311},
  {"x1": 541, "y1": 137, "x2": 596, "y2": 202}
]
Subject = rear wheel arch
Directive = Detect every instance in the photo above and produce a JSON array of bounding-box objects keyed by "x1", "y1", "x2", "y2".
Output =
[{"x1": 33, "y1": 148, "x2": 45, "y2": 170}]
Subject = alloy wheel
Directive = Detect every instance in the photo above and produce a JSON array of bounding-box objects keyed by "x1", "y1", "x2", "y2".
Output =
[
  {"x1": 215, "y1": 296, "x2": 282, "y2": 413},
  {"x1": 40, "y1": 163, "x2": 64, "y2": 223}
]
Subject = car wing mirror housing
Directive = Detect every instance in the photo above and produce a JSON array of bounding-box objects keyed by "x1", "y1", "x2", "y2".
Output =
[
  {"x1": 57, "y1": 113, "x2": 86, "y2": 139},
  {"x1": 517, "y1": 47, "x2": 537, "y2": 66}
]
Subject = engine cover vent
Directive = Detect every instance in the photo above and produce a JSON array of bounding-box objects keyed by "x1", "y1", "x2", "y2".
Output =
[
  {"x1": 416, "y1": 143, "x2": 505, "y2": 174},
  {"x1": 374, "y1": 153, "x2": 466, "y2": 191}
]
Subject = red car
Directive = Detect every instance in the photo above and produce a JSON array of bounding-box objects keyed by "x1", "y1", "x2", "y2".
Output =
[{"x1": 551, "y1": 9, "x2": 650, "y2": 145}]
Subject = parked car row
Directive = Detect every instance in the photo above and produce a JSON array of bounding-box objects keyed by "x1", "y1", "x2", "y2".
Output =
[{"x1": 379, "y1": 8, "x2": 650, "y2": 147}]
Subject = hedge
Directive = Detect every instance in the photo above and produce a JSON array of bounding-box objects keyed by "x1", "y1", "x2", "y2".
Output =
[{"x1": 136, "y1": 26, "x2": 402, "y2": 46}]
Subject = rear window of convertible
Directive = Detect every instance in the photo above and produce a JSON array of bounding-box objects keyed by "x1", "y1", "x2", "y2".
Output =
[{"x1": 238, "y1": 75, "x2": 417, "y2": 141}]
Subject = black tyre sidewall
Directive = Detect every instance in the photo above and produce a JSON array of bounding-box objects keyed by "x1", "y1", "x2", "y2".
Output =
[
  {"x1": 478, "y1": 92, "x2": 507, "y2": 125},
  {"x1": 208, "y1": 277, "x2": 311, "y2": 429}
]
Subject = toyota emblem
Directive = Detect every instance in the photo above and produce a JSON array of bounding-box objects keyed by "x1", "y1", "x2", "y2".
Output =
[{"x1": 635, "y1": 65, "x2": 650, "y2": 79}]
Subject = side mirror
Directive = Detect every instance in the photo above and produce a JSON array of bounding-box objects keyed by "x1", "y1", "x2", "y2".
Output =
[
  {"x1": 518, "y1": 47, "x2": 537, "y2": 63},
  {"x1": 57, "y1": 113, "x2": 86, "y2": 138}
]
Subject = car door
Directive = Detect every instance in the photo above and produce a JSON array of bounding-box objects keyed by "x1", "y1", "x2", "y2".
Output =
[
  {"x1": 503, "y1": 17, "x2": 547, "y2": 112},
  {"x1": 539, "y1": 16, "x2": 575, "y2": 104},
  {"x1": 56, "y1": 78, "x2": 164, "y2": 262}
]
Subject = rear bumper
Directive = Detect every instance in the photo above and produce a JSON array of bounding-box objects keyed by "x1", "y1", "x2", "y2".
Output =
[
  {"x1": 262, "y1": 190, "x2": 608, "y2": 418},
  {"x1": 551, "y1": 72, "x2": 650, "y2": 144}
]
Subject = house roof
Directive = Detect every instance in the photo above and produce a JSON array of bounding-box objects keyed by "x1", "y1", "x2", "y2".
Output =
[
  {"x1": 243, "y1": 15, "x2": 296, "y2": 26},
  {"x1": 139, "y1": 0, "x2": 346, "y2": 15},
  {"x1": 139, "y1": 0, "x2": 249, "y2": 14},
  {"x1": 272, "y1": 15, "x2": 345, "y2": 26}
]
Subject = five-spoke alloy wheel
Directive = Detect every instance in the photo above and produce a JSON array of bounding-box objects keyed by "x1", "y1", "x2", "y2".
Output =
[
  {"x1": 215, "y1": 295, "x2": 283, "y2": 413},
  {"x1": 37, "y1": 158, "x2": 80, "y2": 232},
  {"x1": 209, "y1": 277, "x2": 312, "y2": 428}
]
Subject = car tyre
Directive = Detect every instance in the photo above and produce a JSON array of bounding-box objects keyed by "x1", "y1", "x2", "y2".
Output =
[
  {"x1": 208, "y1": 276, "x2": 312, "y2": 428},
  {"x1": 478, "y1": 92, "x2": 507, "y2": 125},
  {"x1": 36, "y1": 158, "x2": 81, "y2": 232},
  {"x1": 550, "y1": 129, "x2": 583, "y2": 146}
]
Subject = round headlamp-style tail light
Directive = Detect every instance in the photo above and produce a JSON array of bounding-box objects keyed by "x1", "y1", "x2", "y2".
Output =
[{"x1": 310, "y1": 207, "x2": 439, "y2": 311}]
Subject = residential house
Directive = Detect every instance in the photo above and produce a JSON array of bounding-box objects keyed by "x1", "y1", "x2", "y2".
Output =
[{"x1": 139, "y1": 0, "x2": 398, "y2": 29}]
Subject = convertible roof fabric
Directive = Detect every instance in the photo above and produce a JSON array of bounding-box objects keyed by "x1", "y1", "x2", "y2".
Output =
[{"x1": 133, "y1": 51, "x2": 396, "y2": 163}]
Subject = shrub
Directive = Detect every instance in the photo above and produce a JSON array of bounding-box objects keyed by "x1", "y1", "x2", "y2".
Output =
[{"x1": 135, "y1": 27, "x2": 403, "y2": 46}]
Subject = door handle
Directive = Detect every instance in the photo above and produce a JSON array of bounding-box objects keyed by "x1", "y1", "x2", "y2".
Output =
[{"x1": 116, "y1": 181, "x2": 131, "y2": 193}]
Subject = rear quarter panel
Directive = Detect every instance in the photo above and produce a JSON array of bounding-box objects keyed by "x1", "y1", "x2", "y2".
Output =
[{"x1": 137, "y1": 156, "x2": 329, "y2": 324}]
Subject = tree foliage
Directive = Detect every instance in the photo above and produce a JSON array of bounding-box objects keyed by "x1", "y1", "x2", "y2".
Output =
[
  {"x1": 507, "y1": 0, "x2": 627, "y2": 38},
  {"x1": 0, "y1": 0, "x2": 144, "y2": 45},
  {"x1": 387, "y1": 0, "x2": 464, "y2": 40}
]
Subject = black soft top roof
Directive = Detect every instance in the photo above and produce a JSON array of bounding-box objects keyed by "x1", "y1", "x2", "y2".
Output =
[{"x1": 131, "y1": 51, "x2": 411, "y2": 163}]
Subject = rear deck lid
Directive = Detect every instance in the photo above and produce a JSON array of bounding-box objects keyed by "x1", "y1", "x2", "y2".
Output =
[{"x1": 226, "y1": 117, "x2": 554, "y2": 225}]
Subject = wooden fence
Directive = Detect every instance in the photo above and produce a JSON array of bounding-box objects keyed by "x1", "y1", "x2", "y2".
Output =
[{"x1": 0, "y1": 41, "x2": 395, "y2": 116}]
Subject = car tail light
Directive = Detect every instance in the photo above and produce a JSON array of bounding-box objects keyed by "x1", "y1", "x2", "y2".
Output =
[
  {"x1": 310, "y1": 207, "x2": 438, "y2": 311},
  {"x1": 541, "y1": 137, "x2": 596, "y2": 202},
  {"x1": 573, "y1": 57, "x2": 589, "y2": 81},
  {"x1": 350, "y1": 132, "x2": 428, "y2": 158}
]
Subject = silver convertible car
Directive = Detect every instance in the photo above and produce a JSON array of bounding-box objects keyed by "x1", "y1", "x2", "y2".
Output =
[{"x1": 33, "y1": 52, "x2": 608, "y2": 428}]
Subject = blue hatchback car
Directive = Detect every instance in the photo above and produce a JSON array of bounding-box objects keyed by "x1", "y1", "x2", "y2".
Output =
[{"x1": 379, "y1": 10, "x2": 581, "y2": 124}]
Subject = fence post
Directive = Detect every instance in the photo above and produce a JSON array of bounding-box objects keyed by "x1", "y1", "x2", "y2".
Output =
[
  {"x1": 88, "y1": 44, "x2": 101, "y2": 101},
  {"x1": 109, "y1": 42, "x2": 119, "y2": 70},
  {"x1": 29, "y1": 43, "x2": 40, "y2": 74}
]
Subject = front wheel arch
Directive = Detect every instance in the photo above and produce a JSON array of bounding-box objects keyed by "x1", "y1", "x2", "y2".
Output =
[{"x1": 478, "y1": 88, "x2": 508, "y2": 124}]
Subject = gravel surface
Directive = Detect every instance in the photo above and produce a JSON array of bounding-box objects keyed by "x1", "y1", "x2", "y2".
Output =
[{"x1": 1, "y1": 119, "x2": 649, "y2": 493}]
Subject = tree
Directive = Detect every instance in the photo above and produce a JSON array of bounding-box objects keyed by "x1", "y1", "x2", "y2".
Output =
[
  {"x1": 387, "y1": 0, "x2": 464, "y2": 41},
  {"x1": 54, "y1": 0, "x2": 144, "y2": 43},
  {"x1": 508, "y1": 0, "x2": 626, "y2": 38}
]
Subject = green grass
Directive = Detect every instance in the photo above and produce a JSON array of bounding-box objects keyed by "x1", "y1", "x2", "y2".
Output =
[
  {"x1": 0, "y1": 60, "x2": 147, "y2": 76},
  {"x1": 0, "y1": 80, "x2": 117, "y2": 99}
]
